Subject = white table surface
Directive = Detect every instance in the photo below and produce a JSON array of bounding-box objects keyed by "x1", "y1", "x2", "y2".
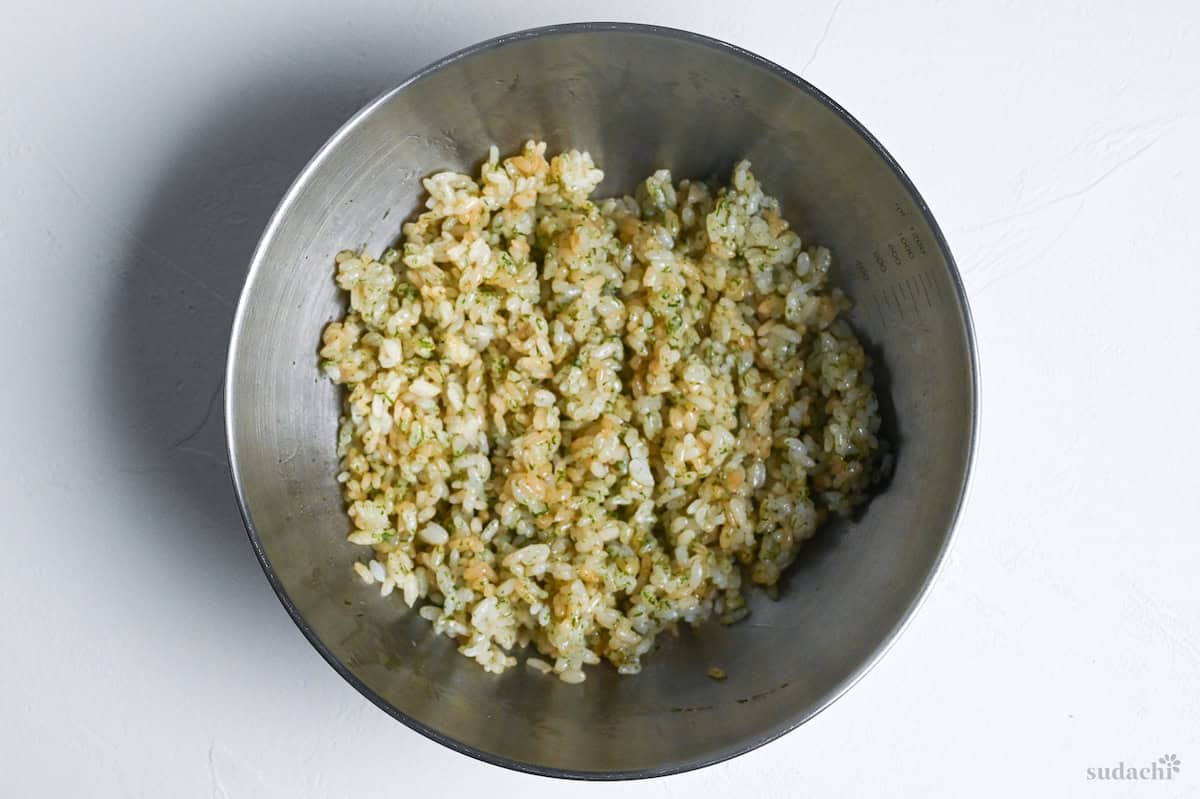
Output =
[{"x1": 3, "y1": 1, "x2": 1199, "y2": 796}]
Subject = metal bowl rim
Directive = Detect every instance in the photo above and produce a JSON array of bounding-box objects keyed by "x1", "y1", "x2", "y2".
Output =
[{"x1": 224, "y1": 20, "x2": 981, "y2": 782}]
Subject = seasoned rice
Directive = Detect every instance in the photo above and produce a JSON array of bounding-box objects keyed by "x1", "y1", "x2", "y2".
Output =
[{"x1": 318, "y1": 141, "x2": 886, "y2": 682}]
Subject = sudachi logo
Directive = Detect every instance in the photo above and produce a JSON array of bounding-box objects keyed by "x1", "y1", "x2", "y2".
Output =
[{"x1": 1086, "y1": 753, "x2": 1181, "y2": 781}]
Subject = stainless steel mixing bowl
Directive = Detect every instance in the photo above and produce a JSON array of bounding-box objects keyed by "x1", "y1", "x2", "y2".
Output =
[{"x1": 226, "y1": 22, "x2": 978, "y2": 779}]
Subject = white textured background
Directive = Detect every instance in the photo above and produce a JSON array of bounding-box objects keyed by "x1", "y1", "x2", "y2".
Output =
[{"x1": 2, "y1": 1, "x2": 1198, "y2": 796}]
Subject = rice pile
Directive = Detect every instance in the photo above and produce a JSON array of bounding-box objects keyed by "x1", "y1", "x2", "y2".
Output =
[{"x1": 318, "y1": 141, "x2": 886, "y2": 683}]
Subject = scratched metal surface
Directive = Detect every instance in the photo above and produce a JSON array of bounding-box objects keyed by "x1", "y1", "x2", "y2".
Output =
[{"x1": 227, "y1": 25, "x2": 976, "y2": 777}]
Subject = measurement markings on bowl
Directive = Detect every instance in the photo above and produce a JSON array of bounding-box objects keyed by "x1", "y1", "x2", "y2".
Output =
[
  {"x1": 850, "y1": 215, "x2": 948, "y2": 331},
  {"x1": 868, "y1": 269, "x2": 947, "y2": 330}
]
